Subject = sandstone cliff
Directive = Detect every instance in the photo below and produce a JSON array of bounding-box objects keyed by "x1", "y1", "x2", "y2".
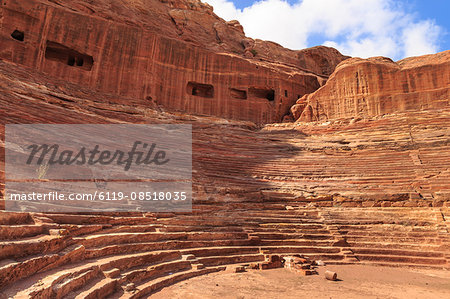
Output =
[
  {"x1": 292, "y1": 51, "x2": 449, "y2": 122},
  {"x1": 0, "y1": 0, "x2": 348, "y2": 124},
  {"x1": 1, "y1": 59, "x2": 449, "y2": 207},
  {"x1": 1, "y1": 0, "x2": 448, "y2": 205},
  {"x1": 0, "y1": 1, "x2": 449, "y2": 294}
]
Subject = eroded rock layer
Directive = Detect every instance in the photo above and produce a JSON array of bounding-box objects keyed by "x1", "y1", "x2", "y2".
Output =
[
  {"x1": 0, "y1": 52, "x2": 449, "y2": 297},
  {"x1": 0, "y1": 0, "x2": 347, "y2": 124},
  {"x1": 292, "y1": 52, "x2": 449, "y2": 122},
  {"x1": 0, "y1": 0, "x2": 449, "y2": 297},
  {"x1": 1, "y1": 59, "x2": 449, "y2": 207}
]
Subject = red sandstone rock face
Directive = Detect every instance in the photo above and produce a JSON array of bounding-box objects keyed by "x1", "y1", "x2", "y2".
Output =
[
  {"x1": 0, "y1": 0, "x2": 348, "y2": 124},
  {"x1": 0, "y1": 41, "x2": 449, "y2": 299},
  {"x1": 0, "y1": 1, "x2": 449, "y2": 297},
  {"x1": 292, "y1": 51, "x2": 450, "y2": 122},
  {"x1": 1, "y1": 59, "x2": 449, "y2": 207},
  {"x1": 0, "y1": 60, "x2": 449, "y2": 295}
]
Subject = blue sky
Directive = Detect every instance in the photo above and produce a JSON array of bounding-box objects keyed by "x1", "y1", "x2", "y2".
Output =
[
  {"x1": 406, "y1": 0, "x2": 449, "y2": 50},
  {"x1": 206, "y1": 0, "x2": 449, "y2": 60}
]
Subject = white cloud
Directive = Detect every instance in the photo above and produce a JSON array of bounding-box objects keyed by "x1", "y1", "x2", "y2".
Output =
[
  {"x1": 207, "y1": 0, "x2": 240, "y2": 21},
  {"x1": 205, "y1": 0, "x2": 443, "y2": 60},
  {"x1": 402, "y1": 20, "x2": 441, "y2": 57}
]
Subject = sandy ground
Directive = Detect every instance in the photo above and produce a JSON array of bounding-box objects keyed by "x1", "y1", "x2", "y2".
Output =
[{"x1": 150, "y1": 265, "x2": 450, "y2": 299}]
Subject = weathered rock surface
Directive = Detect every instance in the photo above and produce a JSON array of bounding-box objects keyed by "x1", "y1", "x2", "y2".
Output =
[
  {"x1": 0, "y1": 36, "x2": 449, "y2": 299},
  {"x1": 0, "y1": 0, "x2": 449, "y2": 297},
  {"x1": 292, "y1": 51, "x2": 449, "y2": 122},
  {"x1": 1, "y1": 59, "x2": 449, "y2": 206},
  {"x1": 0, "y1": 0, "x2": 348, "y2": 124}
]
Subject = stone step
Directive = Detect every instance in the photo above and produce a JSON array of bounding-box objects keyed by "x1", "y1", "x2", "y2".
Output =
[
  {"x1": 155, "y1": 219, "x2": 247, "y2": 227},
  {"x1": 342, "y1": 241, "x2": 445, "y2": 251},
  {"x1": 324, "y1": 212, "x2": 439, "y2": 218},
  {"x1": 14, "y1": 266, "x2": 102, "y2": 298},
  {"x1": 344, "y1": 235, "x2": 443, "y2": 244},
  {"x1": 250, "y1": 218, "x2": 324, "y2": 224},
  {"x1": 355, "y1": 254, "x2": 447, "y2": 265},
  {"x1": 97, "y1": 251, "x2": 182, "y2": 273},
  {"x1": 0, "y1": 224, "x2": 49, "y2": 240},
  {"x1": 71, "y1": 277, "x2": 118, "y2": 299},
  {"x1": 91, "y1": 225, "x2": 158, "y2": 235},
  {"x1": 204, "y1": 209, "x2": 321, "y2": 216},
  {"x1": 259, "y1": 223, "x2": 326, "y2": 229},
  {"x1": 0, "y1": 244, "x2": 85, "y2": 288},
  {"x1": 0, "y1": 254, "x2": 62, "y2": 287},
  {"x1": 356, "y1": 260, "x2": 450, "y2": 269},
  {"x1": 60, "y1": 224, "x2": 106, "y2": 237},
  {"x1": 197, "y1": 254, "x2": 265, "y2": 266},
  {"x1": 42, "y1": 214, "x2": 155, "y2": 226},
  {"x1": 76, "y1": 231, "x2": 250, "y2": 248},
  {"x1": 239, "y1": 213, "x2": 321, "y2": 219},
  {"x1": 157, "y1": 225, "x2": 246, "y2": 233},
  {"x1": 0, "y1": 235, "x2": 69, "y2": 260},
  {"x1": 84, "y1": 239, "x2": 256, "y2": 259},
  {"x1": 0, "y1": 211, "x2": 33, "y2": 225},
  {"x1": 59, "y1": 268, "x2": 104, "y2": 298},
  {"x1": 252, "y1": 228, "x2": 331, "y2": 234},
  {"x1": 259, "y1": 239, "x2": 335, "y2": 247},
  {"x1": 123, "y1": 267, "x2": 224, "y2": 298},
  {"x1": 97, "y1": 224, "x2": 178, "y2": 235},
  {"x1": 327, "y1": 215, "x2": 440, "y2": 221},
  {"x1": 328, "y1": 220, "x2": 435, "y2": 225},
  {"x1": 298, "y1": 253, "x2": 346, "y2": 261},
  {"x1": 335, "y1": 224, "x2": 440, "y2": 232},
  {"x1": 259, "y1": 246, "x2": 341, "y2": 255},
  {"x1": 351, "y1": 247, "x2": 445, "y2": 258},
  {"x1": 181, "y1": 246, "x2": 260, "y2": 257},
  {"x1": 251, "y1": 232, "x2": 333, "y2": 240},
  {"x1": 157, "y1": 217, "x2": 323, "y2": 226},
  {"x1": 324, "y1": 210, "x2": 438, "y2": 216},
  {"x1": 339, "y1": 230, "x2": 441, "y2": 238},
  {"x1": 119, "y1": 260, "x2": 192, "y2": 284}
]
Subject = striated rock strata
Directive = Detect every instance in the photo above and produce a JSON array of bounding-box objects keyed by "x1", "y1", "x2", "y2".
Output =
[
  {"x1": 0, "y1": 60, "x2": 449, "y2": 297},
  {"x1": 292, "y1": 52, "x2": 449, "y2": 122},
  {"x1": 1, "y1": 59, "x2": 449, "y2": 207},
  {"x1": 0, "y1": 0, "x2": 348, "y2": 124},
  {"x1": 0, "y1": 0, "x2": 449, "y2": 297}
]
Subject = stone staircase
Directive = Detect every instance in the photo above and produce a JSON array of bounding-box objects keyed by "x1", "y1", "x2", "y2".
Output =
[
  {"x1": 320, "y1": 207, "x2": 450, "y2": 268},
  {"x1": 1, "y1": 205, "x2": 449, "y2": 297}
]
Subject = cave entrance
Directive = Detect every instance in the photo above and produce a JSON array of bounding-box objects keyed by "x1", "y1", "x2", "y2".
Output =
[
  {"x1": 249, "y1": 88, "x2": 275, "y2": 102},
  {"x1": 230, "y1": 88, "x2": 247, "y2": 100},
  {"x1": 11, "y1": 30, "x2": 24, "y2": 41},
  {"x1": 187, "y1": 82, "x2": 214, "y2": 98},
  {"x1": 45, "y1": 41, "x2": 94, "y2": 71}
]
